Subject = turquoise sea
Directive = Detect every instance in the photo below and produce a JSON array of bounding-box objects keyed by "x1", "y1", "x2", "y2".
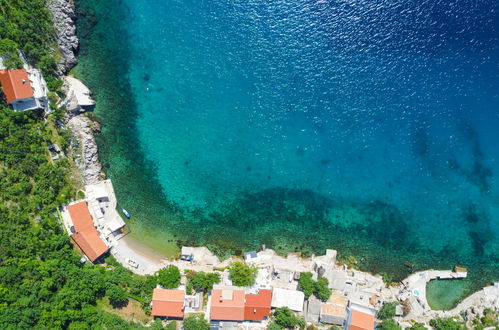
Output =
[{"x1": 74, "y1": 0, "x2": 498, "y2": 298}]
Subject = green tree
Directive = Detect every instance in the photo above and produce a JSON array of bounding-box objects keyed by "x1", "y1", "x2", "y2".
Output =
[
  {"x1": 379, "y1": 319, "x2": 402, "y2": 330},
  {"x1": 429, "y1": 317, "x2": 464, "y2": 330},
  {"x1": 228, "y1": 262, "x2": 257, "y2": 287},
  {"x1": 183, "y1": 314, "x2": 209, "y2": 330},
  {"x1": 297, "y1": 272, "x2": 331, "y2": 301},
  {"x1": 298, "y1": 272, "x2": 315, "y2": 298},
  {"x1": 314, "y1": 277, "x2": 331, "y2": 302},
  {"x1": 106, "y1": 284, "x2": 128, "y2": 307},
  {"x1": 378, "y1": 302, "x2": 399, "y2": 319},
  {"x1": 272, "y1": 307, "x2": 305, "y2": 329},
  {"x1": 189, "y1": 271, "x2": 220, "y2": 293},
  {"x1": 151, "y1": 318, "x2": 164, "y2": 330},
  {"x1": 158, "y1": 265, "x2": 181, "y2": 289}
]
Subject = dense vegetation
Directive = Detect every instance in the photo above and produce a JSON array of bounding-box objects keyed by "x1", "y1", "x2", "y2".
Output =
[
  {"x1": 0, "y1": 109, "x2": 159, "y2": 328},
  {"x1": 0, "y1": 0, "x2": 167, "y2": 327},
  {"x1": 228, "y1": 261, "x2": 258, "y2": 287},
  {"x1": 0, "y1": 0, "x2": 62, "y2": 90},
  {"x1": 297, "y1": 272, "x2": 331, "y2": 302}
]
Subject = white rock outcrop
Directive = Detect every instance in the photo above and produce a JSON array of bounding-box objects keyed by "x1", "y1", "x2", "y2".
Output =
[{"x1": 48, "y1": 0, "x2": 78, "y2": 74}]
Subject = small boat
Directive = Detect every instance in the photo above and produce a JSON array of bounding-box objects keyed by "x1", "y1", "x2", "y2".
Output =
[{"x1": 122, "y1": 208, "x2": 131, "y2": 219}]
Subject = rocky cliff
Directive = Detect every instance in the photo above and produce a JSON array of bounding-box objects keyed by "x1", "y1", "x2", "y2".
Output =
[{"x1": 48, "y1": 0, "x2": 78, "y2": 74}]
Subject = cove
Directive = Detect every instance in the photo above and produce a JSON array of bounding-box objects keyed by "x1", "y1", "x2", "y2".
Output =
[{"x1": 74, "y1": 0, "x2": 499, "y2": 294}]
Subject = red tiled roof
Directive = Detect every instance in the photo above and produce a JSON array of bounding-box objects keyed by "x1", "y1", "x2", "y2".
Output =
[
  {"x1": 244, "y1": 289, "x2": 272, "y2": 321},
  {"x1": 152, "y1": 289, "x2": 185, "y2": 318},
  {"x1": 0, "y1": 69, "x2": 34, "y2": 103},
  {"x1": 348, "y1": 310, "x2": 375, "y2": 330},
  {"x1": 68, "y1": 201, "x2": 108, "y2": 262},
  {"x1": 68, "y1": 202, "x2": 94, "y2": 232},
  {"x1": 211, "y1": 289, "x2": 245, "y2": 321}
]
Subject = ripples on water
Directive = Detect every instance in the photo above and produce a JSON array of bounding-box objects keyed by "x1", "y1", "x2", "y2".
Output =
[{"x1": 76, "y1": 0, "x2": 498, "y2": 290}]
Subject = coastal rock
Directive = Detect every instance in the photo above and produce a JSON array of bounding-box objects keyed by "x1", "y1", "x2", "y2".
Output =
[
  {"x1": 47, "y1": 0, "x2": 78, "y2": 74},
  {"x1": 67, "y1": 115, "x2": 104, "y2": 184}
]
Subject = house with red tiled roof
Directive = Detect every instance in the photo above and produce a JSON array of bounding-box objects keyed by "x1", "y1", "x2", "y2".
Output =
[
  {"x1": 210, "y1": 289, "x2": 245, "y2": 321},
  {"x1": 345, "y1": 304, "x2": 375, "y2": 330},
  {"x1": 0, "y1": 68, "x2": 47, "y2": 111},
  {"x1": 67, "y1": 201, "x2": 109, "y2": 262},
  {"x1": 244, "y1": 289, "x2": 272, "y2": 321},
  {"x1": 152, "y1": 288, "x2": 185, "y2": 318}
]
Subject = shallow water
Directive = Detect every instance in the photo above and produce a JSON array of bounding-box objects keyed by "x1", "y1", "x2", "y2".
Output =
[
  {"x1": 427, "y1": 279, "x2": 471, "y2": 310},
  {"x1": 74, "y1": 0, "x2": 499, "y2": 290}
]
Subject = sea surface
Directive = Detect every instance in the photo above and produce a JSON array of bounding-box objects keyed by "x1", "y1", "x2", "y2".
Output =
[{"x1": 75, "y1": 0, "x2": 498, "y2": 300}]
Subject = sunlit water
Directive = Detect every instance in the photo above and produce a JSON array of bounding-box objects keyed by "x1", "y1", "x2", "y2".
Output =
[{"x1": 75, "y1": 0, "x2": 498, "y2": 297}]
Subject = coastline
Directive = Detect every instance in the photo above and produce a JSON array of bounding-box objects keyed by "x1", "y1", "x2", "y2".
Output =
[{"x1": 50, "y1": 0, "x2": 498, "y2": 320}]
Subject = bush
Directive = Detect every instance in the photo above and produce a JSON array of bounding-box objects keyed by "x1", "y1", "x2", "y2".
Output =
[
  {"x1": 165, "y1": 321, "x2": 177, "y2": 330},
  {"x1": 379, "y1": 319, "x2": 402, "y2": 330},
  {"x1": 429, "y1": 317, "x2": 464, "y2": 330},
  {"x1": 407, "y1": 322, "x2": 428, "y2": 330},
  {"x1": 378, "y1": 302, "x2": 399, "y2": 319},
  {"x1": 183, "y1": 314, "x2": 209, "y2": 330},
  {"x1": 158, "y1": 265, "x2": 181, "y2": 288},
  {"x1": 228, "y1": 262, "x2": 257, "y2": 287}
]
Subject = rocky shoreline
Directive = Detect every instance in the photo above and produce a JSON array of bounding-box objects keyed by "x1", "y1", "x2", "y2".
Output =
[
  {"x1": 48, "y1": 0, "x2": 78, "y2": 75},
  {"x1": 48, "y1": 0, "x2": 104, "y2": 185}
]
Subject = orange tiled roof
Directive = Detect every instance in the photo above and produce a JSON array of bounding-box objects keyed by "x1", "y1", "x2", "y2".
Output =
[
  {"x1": 348, "y1": 310, "x2": 375, "y2": 330},
  {"x1": 321, "y1": 304, "x2": 346, "y2": 317},
  {"x1": 68, "y1": 201, "x2": 108, "y2": 262},
  {"x1": 211, "y1": 289, "x2": 245, "y2": 321},
  {"x1": 244, "y1": 289, "x2": 272, "y2": 321},
  {"x1": 0, "y1": 69, "x2": 34, "y2": 103},
  {"x1": 152, "y1": 288, "x2": 185, "y2": 318}
]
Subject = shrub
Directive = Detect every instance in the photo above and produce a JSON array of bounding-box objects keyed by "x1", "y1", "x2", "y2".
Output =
[
  {"x1": 183, "y1": 314, "x2": 209, "y2": 330},
  {"x1": 158, "y1": 265, "x2": 181, "y2": 288},
  {"x1": 407, "y1": 322, "x2": 428, "y2": 330},
  {"x1": 379, "y1": 319, "x2": 402, "y2": 330},
  {"x1": 429, "y1": 317, "x2": 464, "y2": 330},
  {"x1": 228, "y1": 262, "x2": 257, "y2": 287}
]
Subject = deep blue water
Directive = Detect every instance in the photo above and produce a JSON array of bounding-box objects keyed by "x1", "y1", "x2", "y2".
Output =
[{"x1": 75, "y1": 0, "x2": 499, "y2": 288}]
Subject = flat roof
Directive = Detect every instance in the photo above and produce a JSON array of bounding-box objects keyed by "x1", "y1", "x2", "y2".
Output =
[
  {"x1": 321, "y1": 304, "x2": 346, "y2": 318},
  {"x1": 0, "y1": 69, "x2": 34, "y2": 103},
  {"x1": 271, "y1": 288, "x2": 304, "y2": 312}
]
